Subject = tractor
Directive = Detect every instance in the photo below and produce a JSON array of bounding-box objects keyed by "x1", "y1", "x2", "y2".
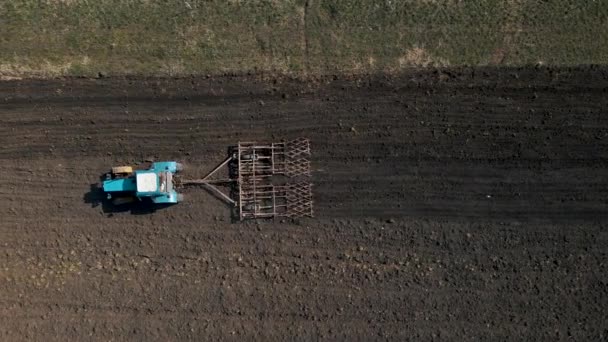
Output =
[
  {"x1": 101, "y1": 138, "x2": 314, "y2": 220},
  {"x1": 102, "y1": 161, "x2": 184, "y2": 206}
]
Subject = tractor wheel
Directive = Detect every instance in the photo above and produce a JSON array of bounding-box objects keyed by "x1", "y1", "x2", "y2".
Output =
[
  {"x1": 112, "y1": 196, "x2": 135, "y2": 206},
  {"x1": 111, "y1": 166, "x2": 133, "y2": 176}
]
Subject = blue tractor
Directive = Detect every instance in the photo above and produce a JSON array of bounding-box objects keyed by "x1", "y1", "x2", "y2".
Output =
[
  {"x1": 102, "y1": 161, "x2": 184, "y2": 206},
  {"x1": 99, "y1": 138, "x2": 314, "y2": 219}
]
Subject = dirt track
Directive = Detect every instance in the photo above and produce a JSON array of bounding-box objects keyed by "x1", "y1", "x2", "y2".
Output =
[{"x1": 1, "y1": 67, "x2": 607, "y2": 340}]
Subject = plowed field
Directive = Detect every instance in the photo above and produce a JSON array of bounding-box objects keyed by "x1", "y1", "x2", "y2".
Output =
[{"x1": 1, "y1": 67, "x2": 607, "y2": 340}]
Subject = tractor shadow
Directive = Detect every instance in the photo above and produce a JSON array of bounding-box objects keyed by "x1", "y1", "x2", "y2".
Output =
[{"x1": 84, "y1": 182, "x2": 171, "y2": 216}]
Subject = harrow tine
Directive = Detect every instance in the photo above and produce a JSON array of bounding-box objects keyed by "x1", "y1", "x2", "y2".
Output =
[{"x1": 236, "y1": 138, "x2": 313, "y2": 220}]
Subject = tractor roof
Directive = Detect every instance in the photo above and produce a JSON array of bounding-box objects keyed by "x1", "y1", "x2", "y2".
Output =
[{"x1": 136, "y1": 172, "x2": 158, "y2": 192}]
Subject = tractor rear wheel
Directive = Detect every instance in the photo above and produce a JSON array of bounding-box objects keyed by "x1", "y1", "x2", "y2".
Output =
[{"x1": 112, "y1": 196, "x2": 135, "y2": 206}]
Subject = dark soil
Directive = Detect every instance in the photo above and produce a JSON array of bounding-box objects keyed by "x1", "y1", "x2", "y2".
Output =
[{"x1": 1, "y1": 67, "x2": 607, "y2": 341}]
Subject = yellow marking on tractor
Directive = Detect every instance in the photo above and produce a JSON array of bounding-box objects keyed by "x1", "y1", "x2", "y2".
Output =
[{"x1": 111, "y1": 166, "x2": 133, "y2": 175}]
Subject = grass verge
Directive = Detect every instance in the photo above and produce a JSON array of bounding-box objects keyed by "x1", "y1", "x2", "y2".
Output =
[{"x1": 0, "y1": 0, "x2": 606, "y2": 78}]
